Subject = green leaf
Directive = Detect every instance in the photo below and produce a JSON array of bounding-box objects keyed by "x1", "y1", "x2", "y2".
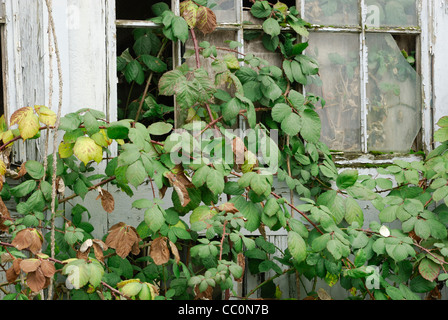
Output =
[
  {"x1": 419, "y1": 258, "x2": 440, "y2": 282},
  {"x1": 25, "y1": 160, "x2": 44, "y2": 180},
  {"x1": 250, "y1": 174, "x2": 270, "y2": 196},
  {"x1": 140, "y1": 55, "x2": 167, "y2": 73},
  {"x1": 288, "y1": 231, "x2": 307, "y2": 263},
  {"x1": 11, "y1": 180, "x2": 37, "y2": 198},
  {"x1": 336, "y1": 169, "x2": 358, "y2": 190},
  {"x1": 414, "y1": 219, "x2": 431, "y2": 240},
  {"x1": 172, "y1": 16, "x2": 189, "y2": 43},
  {"x1": 147, "y1": 122, "x2": 173, "y2": 135},
  {"x1": 126, "y1": 160, "x2": 147, "y2": 188},
  {"x1": 379, "y1": 205, "x2": 398, "y2": 223},
  {"x1": 281, "y1": 113, "x2": 302, "y2": 136},
  {"x1": 206, "y1": 169, "x2": 225, "y2": 195},
  {"x1": 311, "y1": 233, "x2": 331, "y2": 252},
  {"x1": 262, "y1": 18, "x2": 281, "y2": 37},
  {"x1": 300, "y1": 109, "x2": 321, "y2": 143},
  {"x1": 427, "y1": 219, "x2": 448, "y2": 240},
  {"x1": 271, "y1": 103, "x2": 292, "y2": 123},
  {"x1": 250, "y1": 0, "x2": 272, "y2": 18},
  {"x1": 386, "y1": 286, "x2": 404, "y2": 300},
  {"x1": 222, "y1": 98, "x2": 242, "y2": 122},
  {"x1": 192, "y1": 165, "x2": 211, "y2": 188},
  {"x1": 145, "y1": 206, "x2": 165, "y2": 232},
  {"x1": 327, "y1": 239, "x2": 342, "y2": 260},
  {"x1": 345, "y1": 197, "x2": 364, "y2": 226}
]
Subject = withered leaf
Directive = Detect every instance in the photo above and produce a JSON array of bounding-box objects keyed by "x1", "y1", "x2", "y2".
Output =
[
  {"x1": 13, "y1": 162, "x2": 27, "y2": 180},
  {"x1": 232, "y1": 137, "x2": 246, "y2": 170},
  {"x1": 96, "y1": 188, "x2": 115, "y2": 213},
  {"x1": 20, "y1": 259, "x2": 41, "y2": 273},
  {"x1": 235, "y1": 253, "x2": 245, "y2": 283},
  {"x1": 194, "y1": 284, "x2": 214, "y2": 300},
  {"x1": 6, "y1": 259, "x2": 22, "y2": 283},
  {"x1": 105, "y1": 222, "x2": 141, "y2": 259},
  {"x1": 218, "y1": 202, "x2": 239, "y2": 213},
  {"x1": 196, "y1": 6, "x2": 217, "y2": 35},
  {"x1": 40, "y1": 260, "x2": 56, "y2": 278},
  {"x1": 26, "y1": 268, "x2": 46, "y2": 293},
  {"x1": 169, "y1": 240, "x2": 180, "y2": 264},
  {"x1": 0, "y1": 197, "x2": 11, "y2": 232},
  {"x1": 11, "y1": 228, "x2": 43, "y2": 254},
  {"x1": 165, "y1": 165, "x2": 194, "y2": 207},
  {"x1": 92, "y1": 241, "x2": 107, "y2": 263},
  {"x1": 150, "y1": 237, "x2": 170, "y2": 265}
]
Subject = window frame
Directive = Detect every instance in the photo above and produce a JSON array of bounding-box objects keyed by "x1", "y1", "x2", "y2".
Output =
[{"x1": 114, "y1": 0, "x2": 433, "y2": 159}]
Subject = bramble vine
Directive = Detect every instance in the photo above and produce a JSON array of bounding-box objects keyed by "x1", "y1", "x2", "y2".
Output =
[{"x1": 0, "y1": 0, "x2": 447, "y2": 301}]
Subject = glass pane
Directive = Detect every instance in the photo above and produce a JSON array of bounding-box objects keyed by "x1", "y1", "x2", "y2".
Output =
[
  {"x1": 306, "y1": 33, "x2": 361, "y2": 152},
  {"x1": 366, "y1": 33, "x2": 421, "y2": 152},
  {"x1": 304, "y1": 0, "x2": 360, "y2": 26},
  {"x1": 209, "y1": 0, "x2": 240, "y2": 23},
  {"x1": 365, "y1": 0, "x2": 418, "y2": 27}
]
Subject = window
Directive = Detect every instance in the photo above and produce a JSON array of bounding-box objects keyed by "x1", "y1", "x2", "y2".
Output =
[
  {"x1": 115, "y1": 0, "x2": 428, "y2": 154},
  {"x1": 302, "y1": 0, "x2": 423, "y2": 154}
]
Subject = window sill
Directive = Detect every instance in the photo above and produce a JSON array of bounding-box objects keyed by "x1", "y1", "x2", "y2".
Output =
[{"x1": 332, "y1": 152, "x2": 425, "y2": 168}]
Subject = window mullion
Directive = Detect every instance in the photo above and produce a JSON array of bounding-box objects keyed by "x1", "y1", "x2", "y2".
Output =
[{"x1": 360, "y1": 0, "x2": 368, "y2": 153}]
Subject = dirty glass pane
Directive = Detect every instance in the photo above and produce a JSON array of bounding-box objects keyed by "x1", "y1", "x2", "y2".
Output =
[
  {"x1": 365, "y1": 0, "x2": 418, "y2": 27},
  {"x1": 303, "y1": 0, "x2": 360, "y2": 26},
  {"x1": 306, "y1": 32, "x2": 361, "y2": 152},
  {"x1": 366, "y1": 33, "x2": 421, "y2": 152},
  {"x1": 208, "y1": 0, "x2": 240, "y2": 24}
]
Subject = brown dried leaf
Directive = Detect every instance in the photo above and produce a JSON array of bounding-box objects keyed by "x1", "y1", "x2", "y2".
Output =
[
  {"x1": 6, "y1": 266, "x2": 19, "y2": 283},
  {"x1": 28, "y1": 229, "x2": 44, "y2": 254},
  {"x1": 40, "y1": 260, "x2": 56, "y2": 278},
  {"x1": 97, "y1": 189, "x2": 115, "y2": 213},
  {"x1": 13, "y1": 162, "x2": 27, "y2": 180},
  {"x1": 218, "y1": 202, "x2": 239, "y2": 214},
  {"x1": 165, "y1": 165, "x2": 194, "y2": 207},
  {"x1": 196, "y1": 6, "x2": 217, "y2": 35},
  {"x1": 169, "y1": 240, "x2": 180, "y2": 264},
  {"x1": 0, "y1": 197, "x2": 11, "y2": 232},
  {"x1": 235, "y1": 253, "x2": 245, "y2": 283},
  {"x1": 6, "y1": 259, "x2": 22, "y2": 283},
  {"x1": 92, "y1": 242, "x2": 105, "y2": 263},
  {"x1": 20, "y1": 259, "x2": 41, "y2": 273},
  {"x1": 150, "y1": 237, "x2": 170, "y2": 265},
  {"x1": 11, "y1": 229, "x2": 33, "y2": 251},
  {"x1": 26, "y1": 269, "x2": 46, "y2": 292},
  {"x1": 232, "y1": 137, "x2": 246, "y2": 170},
  {"x1": 194, "y1": 285, "x2": 214, "y2": 300},
  {"x1": 105, "y1": 222, "x2": 141, "y2": 259},
  {"x1": 76, "y1": 249, "x2": 90, "y2": 261}
]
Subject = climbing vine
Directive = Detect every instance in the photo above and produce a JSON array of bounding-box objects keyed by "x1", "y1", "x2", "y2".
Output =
[{"x1": 0, "y1": 0, "x2": 447, "y2": 301}]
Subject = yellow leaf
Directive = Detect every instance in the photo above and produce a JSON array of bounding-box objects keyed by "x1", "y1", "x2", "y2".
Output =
[
  {"x1": 0, "y1": 130, "x2": 14, "y2": 145},
  {"x1": 0, "y1": 159, "x2": 6, "y2": 176},
  {"x1": 73, "y1": 136, "x2": 103, "y2": 165},
  {"x1": 34, "y1": 105, "x2": 56, "y2": 126},
  {"x1": 18, "y1": 113, "x2": 40, "y2": 140},
  {"x1": 10, "y1": 107, "x2": 34, "y2": 127},
  {"x1": 58, "y1": 141, "x2": 74, "y2": 159}
]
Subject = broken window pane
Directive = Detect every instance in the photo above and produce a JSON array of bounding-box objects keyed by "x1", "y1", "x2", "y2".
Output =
[
  {"x1": 365, "y1": 0, "x2": 418, "y2": 27},
  {"x1": 366, "y1": 33, "x2": 421, "y2": 152},
  {"x1": 306, "y1": 32, "x2": 362, "y2": 152},
  {"x1": 209, "y1": 0, "x2": 240, "y2": 23},
  {"x1": 304, "y1": 0, "x2": 360, "y2": 26}
]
